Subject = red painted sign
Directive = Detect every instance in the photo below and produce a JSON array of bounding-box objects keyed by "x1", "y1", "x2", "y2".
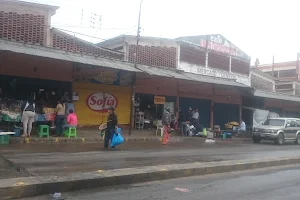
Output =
[{"x1": 86, "y1": 92, "x2": 118, "y2": 112}]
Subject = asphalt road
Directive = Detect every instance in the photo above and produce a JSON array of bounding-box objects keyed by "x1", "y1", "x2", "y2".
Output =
[
  {"x1": 20, "y1": 164, "x2": 300, "y2": 200},
  {"x1": 2, "y1": 140, "x2": 300, "y2": 177}
]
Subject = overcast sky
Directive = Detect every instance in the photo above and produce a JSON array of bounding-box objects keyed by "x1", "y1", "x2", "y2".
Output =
[{"x1": 26, "y1": 0, "x2": 300, "y2": 64}]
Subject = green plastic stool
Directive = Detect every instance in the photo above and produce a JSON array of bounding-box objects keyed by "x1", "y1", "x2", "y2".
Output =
[
  {"x1": 202, "y1": 128, "x2": 207, "y2": 137},
  {"x1": 64, "y1": 127, "x2": 77, "y2": 138},
  {"x1": 38, "y1": 125, "x2": 49, "y2": 138}
]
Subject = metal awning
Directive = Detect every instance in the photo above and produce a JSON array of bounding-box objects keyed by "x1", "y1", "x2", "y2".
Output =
[
  {"x1": 0, "y1": 39, "x2": 140, "y2": 72},
  {"x1": 137, "y1": 64, "x2": 249, "y2": 88},
  {"x1": 0, "y1": 39, "x2": 251, "y2": 89},
  {"x1": 254, "y1": 90, "x2": 300, "y2": 102}
]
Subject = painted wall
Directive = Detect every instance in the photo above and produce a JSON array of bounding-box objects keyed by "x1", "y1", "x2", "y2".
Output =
[
  {"x1": 0, "y1": 52, "x2": 73, "y2": 82},
  {"x1": 136, "y1": 75, "x2": 177, "y2": 97},
  {"x1": 74, "y1": 82, "x2": 131, "y2": 125}
]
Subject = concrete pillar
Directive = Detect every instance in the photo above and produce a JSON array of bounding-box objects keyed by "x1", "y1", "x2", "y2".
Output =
[
  {"x1": 210, "y1": 85, "x2": 215, "y2": 129},
  {"x1": 229, "y1": 56, "x2": 232, "y2": 73},
  {"x1": 176, "y1": 79, "x2": 180, "y2": 119},
  {"x1": 176, "y1": 43, "x2": 181, "y2": 69}
]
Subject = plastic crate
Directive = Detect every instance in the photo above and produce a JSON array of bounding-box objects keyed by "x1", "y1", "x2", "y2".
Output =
[
  {"x1": 2, "y1": 114, "x2": 21, "y2": 122},
  {"x1": 0, "y1": 135, "x2": 10, "y2": 145}
]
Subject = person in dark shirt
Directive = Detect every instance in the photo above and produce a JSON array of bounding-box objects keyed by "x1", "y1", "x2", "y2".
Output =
[
  {"x1": 179, "y1": 111, "x2": 187, "y2": 136},
  {"x1": 186, "y1": 107, "x2": 193, "y2": 123},
  {"x1": 104, "y1": 106, "x2": 118, "y2": 149}
]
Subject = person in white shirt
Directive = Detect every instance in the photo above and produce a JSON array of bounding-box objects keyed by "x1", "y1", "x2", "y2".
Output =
[
  {"x1": 192, "y1": 109, "x2": 199, "y2": 122},
  {"x1": 238, "y1": 120, "x2": 246, "y2": 135}
]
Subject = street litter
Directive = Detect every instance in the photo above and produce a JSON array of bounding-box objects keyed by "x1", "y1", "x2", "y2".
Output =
[
  {"x1": 52, "y1": 192, "x2": 61, "y2": 199},
  {"x1": 174, "y1": 187, "x2": 189, "y2": 193},
  {"x1": 205, "y1": 139, "x2": 215, "y2": 143}
]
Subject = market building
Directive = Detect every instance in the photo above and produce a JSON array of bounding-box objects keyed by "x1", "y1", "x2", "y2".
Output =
[
  {"x1": 99, "y1": 34, "x2": 251, "y2": 129},
  {"x1": 1, "y1": 0, "x2": 300, "y2": 135},
  {"x1": 0, "y1": 0, "x2": 136, "y2": 127}
]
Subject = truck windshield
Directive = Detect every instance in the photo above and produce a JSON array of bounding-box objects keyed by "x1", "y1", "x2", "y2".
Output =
[{"x1": 263, "y1": 119, "x2": 285, "y2": 126}]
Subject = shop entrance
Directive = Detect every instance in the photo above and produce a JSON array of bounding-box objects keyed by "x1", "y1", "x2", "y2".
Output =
[
  {"x1": 179, "y1": 97, "x2": 211, "y2": 128},
  {"x1": 214, "y1": 103, "x2": 239, "y2": 129},
  {"x1": 134, "y1": 94, "x2": 176, "y2": 129}
]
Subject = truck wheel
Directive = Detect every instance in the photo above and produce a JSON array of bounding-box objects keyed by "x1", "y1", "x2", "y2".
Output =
[
  {"x1": 252, "y1": 136, "x2": 261, "y2": 143},
  {"x1": 295, "y1": 134, "x2": 300, "y2": 145},
  {"x1": 276, "y1": 133, "x2": 284, "y2": 145}
]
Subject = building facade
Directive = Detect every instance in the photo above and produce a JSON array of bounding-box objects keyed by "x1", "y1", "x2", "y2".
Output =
[
  {"x1": 99, "y1": 34, "x2": 252, "y2": 129},
  {"x1": 1, "y1": 0, "x2": 300, "y2": 129}
]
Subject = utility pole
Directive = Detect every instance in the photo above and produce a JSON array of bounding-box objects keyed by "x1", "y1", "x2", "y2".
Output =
[
  {"x1": 129, "y1": 0, "x2": 144, "y2": 136},
  {"x1": 297, "y1": 52, "x2": 300, "y2": 80},
  {"x1": 272, "y1": 56, "x2": 275, "y2": 77}
]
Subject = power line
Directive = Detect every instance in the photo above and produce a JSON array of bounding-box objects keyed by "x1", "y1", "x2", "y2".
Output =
[{"x1": 54, "y1": 28, "x2": 107, "y2": 41}]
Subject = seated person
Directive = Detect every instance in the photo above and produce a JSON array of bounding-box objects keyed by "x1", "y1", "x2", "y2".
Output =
[
  {"x1": 237, "y1": 120, "x2": 246, "y2": 136},
  {"x1": 63, "y1": 109, "x2": 78, "y2": 130}
]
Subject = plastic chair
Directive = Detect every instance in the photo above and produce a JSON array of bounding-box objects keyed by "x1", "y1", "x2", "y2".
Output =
[
  {"x1": 64, "y1": 127, "x2": 77, "y2": 138},
  {"x1": 156, "y1": 120, "x2": 164, "y2": 136},
  {"x1": 38, "y1": 125, "x2": 49, "y2": 138}
]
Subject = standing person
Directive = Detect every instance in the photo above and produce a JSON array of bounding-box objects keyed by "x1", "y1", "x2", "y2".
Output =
[
  {"x1": 21, "y1": 96, "x2": 35, "y2": 137},
  {"x1": 65, "y1": 100, "x2": 75, "y2": 116},
  {"x1": 192, "y1": 108, "x2": 199, "y2": 124},
  {"x1": 104, "y1": 106, "x2": 118, "y2": 149},
  {"x1": 162, "y1": 108, "x2": 171, "y2": 145},
  {"x1": 186, "y1": 107, "x2": 193, "y2": 123},
  {"x1": 178, "y1": 111, "x2": 187, "y2": 136},
  {"x1": 54, "y1": 99, "x2": 65, "y2": 137}
]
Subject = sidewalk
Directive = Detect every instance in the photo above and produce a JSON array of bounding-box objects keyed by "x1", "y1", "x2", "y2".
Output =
[{"x1": 9, "y1": 127, "x2": 251, "y2": 144}]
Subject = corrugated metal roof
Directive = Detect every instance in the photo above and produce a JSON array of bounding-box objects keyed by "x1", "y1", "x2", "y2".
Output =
[
  {"x1": 137, "y1": 65, "x2": 249, "y2": 88},
  {"x1": 0, "y1": 39, "x2": 249, "y2": 88},
  {"x1": 0, "y1": 39, "x2": 140, "y2": 72},
  {"x1": 254, "y1": 90, "x2": 300, "y2": 102}
]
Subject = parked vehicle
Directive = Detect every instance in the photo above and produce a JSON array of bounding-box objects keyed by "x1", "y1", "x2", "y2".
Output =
[{"x1": 252, "y1": 117, "x2": 300, "y2": 145}]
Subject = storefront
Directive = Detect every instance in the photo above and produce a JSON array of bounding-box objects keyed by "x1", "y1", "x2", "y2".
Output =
[
  {"x1": 212, "y1": 86, "x2": 242, "y2": 129},
  {"x1": 179, "y1": 97, "x2": 211, "y2": 128},
  {"x1": 0, "y1": 52, "x2": 72, "y2": 126},
  {"x1": 134, "y1": 75, "x2": 177, "y2": 128},
  {"x1": 178, "y1": 80, "x2": 213, "y2": 128},
  {"x1": 73, "y1": 64, "x2": 133, "y2": 126}
]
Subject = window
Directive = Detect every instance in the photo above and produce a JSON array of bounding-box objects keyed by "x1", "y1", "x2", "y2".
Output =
[
  {"x1": 290, "y1": 121, "x2": 296, "y2": 127},
  {"x1": 296, "y1": 120, "x2": 300, "y2": 127},
  {"x1": 264, "y1": 119, "x2": 285, "y2": 126}
]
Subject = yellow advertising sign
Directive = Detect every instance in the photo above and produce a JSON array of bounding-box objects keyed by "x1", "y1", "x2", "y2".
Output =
[
  {"x1": 74, "y1": 82, "x2": 132, "y2": 125},
  {"x1": 154, "y1": 96, "x2": 166, "y2": 104}
]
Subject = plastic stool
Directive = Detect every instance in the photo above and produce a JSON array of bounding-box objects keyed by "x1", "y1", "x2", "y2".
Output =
[
  {"x1": 202, "y1": 128, "x2": 207, "y2": 137},
  {"x1": 64, "y1": 127, "x2": 77, "y2": 138},
  {"x1": 38, "y1": 125, "x2": 49, "y2": 138}
]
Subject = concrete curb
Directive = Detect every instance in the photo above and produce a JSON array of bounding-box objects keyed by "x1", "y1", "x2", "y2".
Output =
[
  {"x1": 1, "y1": 156, "x2": 300, "y2": 199},
  {"x1": 9, "y1": 136, "x2": 251, "y2": 144}
]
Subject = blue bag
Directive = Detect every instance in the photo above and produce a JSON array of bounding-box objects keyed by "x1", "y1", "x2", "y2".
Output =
[{"x1": 111, "y1": 127, "x2": 124, "y2": 147}]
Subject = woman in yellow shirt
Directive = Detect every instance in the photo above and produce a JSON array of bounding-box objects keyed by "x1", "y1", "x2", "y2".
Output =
[{"x1": 54, "y1": 99, "x2": 66, "y2": 136}]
